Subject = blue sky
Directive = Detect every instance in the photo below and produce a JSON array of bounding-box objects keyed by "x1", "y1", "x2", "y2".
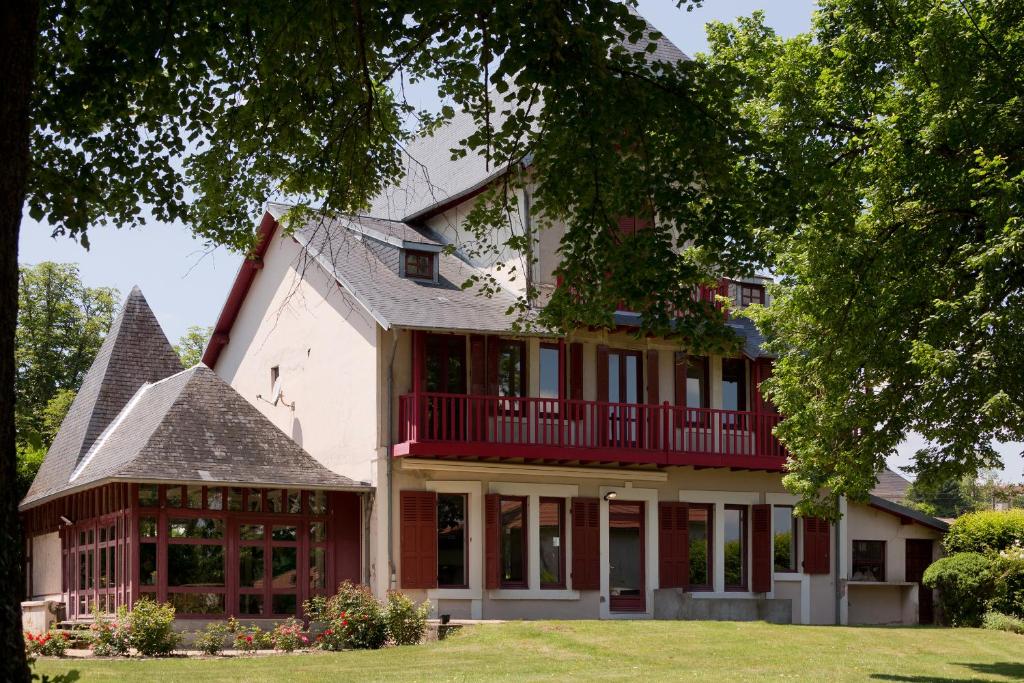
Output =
[{"x1": 17, "y1": 1, "x2": 1022, "y2": 482}]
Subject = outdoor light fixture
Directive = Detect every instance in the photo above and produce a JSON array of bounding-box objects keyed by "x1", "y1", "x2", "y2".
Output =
[
  {"x1": 59, "y1": 516, "x2": 73, "y2": 526},
  {"x1": 603, "y1": 491, "x2": 618, "y2": 501}
]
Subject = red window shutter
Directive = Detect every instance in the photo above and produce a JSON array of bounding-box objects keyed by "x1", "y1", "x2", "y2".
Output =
[
  {"x1": 400, "y1": 490, "x2": 437, "y2": 589},
  {"x1": 571, "y1": 497, "x2": 600, "y2": 590},
  {"x1": 646, "y1": 350, "x2": 659, "y2": 405},
  {"x1": 658, "y1": 502, "x2": 689, "y2": 588},
  {"x1": 751, "y1": 504, "x2": 772, "y2": 592},
  {"x1": 596, "y1": 345, "x2": 609, "y2": 401},
  {"x1": 486, "y1": 337, "x2": 500, "y2": 396},
  {"x1": 617, "y1": 216, "x2": 636, "y2": 234},
  {"x1": 470, "y1": 335, "x2": 486, "y2": 395},
  {"x1": 802, "y1": 517, "x2": 831, "y2": 574},
  {"x1": 569, "y1": 343, "x2": 584, "y2": 401},
  {"x1": 485, "y1": 493, "x2": 500, "y2": 589}
]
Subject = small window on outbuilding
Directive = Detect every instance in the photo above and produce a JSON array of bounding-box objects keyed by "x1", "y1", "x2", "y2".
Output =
[
  {"x1": 404, "y1": 250, "x2": 435, "y2": 280},
  {"x1": 851, "y1": 540, "x2": 886, "y2": 581},
  {"x1": 270, "y1": 366, "x2": 280, "y2": 392}
]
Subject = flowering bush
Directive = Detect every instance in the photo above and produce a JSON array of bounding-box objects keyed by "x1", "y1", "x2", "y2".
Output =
[
  {"x1": 304, "y1": 582, "x2": 387, "y2": 650},
  {"x1": 24, "y1": 629, "x2": 70, "y2": 657},
  {"x1": 269, "y1": 618, "x2": 308, "y2": 652},
  {"x1": 384, "y1": 591, "x2": 429, "y2": 646},
  {"x1": 192, "y1": 621, "x2": 232, "y2": 656},
  {"x1": 125, "y1": 597, "x2": 181, "y2": 656},
  {"x1": 90, "y1": 606, "x2": 132, "y2": 656},
  {"x1": 231, "y1": 618, "x2": 272, "y2": 653}
]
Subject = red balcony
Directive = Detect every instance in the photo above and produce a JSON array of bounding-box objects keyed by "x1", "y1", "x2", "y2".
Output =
[{"x1": 395, "y1": 393, "x2": 786, "y2": 470}]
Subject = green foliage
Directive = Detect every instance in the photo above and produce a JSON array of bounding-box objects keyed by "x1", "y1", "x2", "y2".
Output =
[
  {"x1": 983, "y1": 610, "x2": 1024, "y2": 635},
  {"x1": 16, "y1": 442, "x2": 46, "y2": 501},
  {"x1": 125, "y1": 598, "x2": 181, "y2": 656},
  {"x1": 945, "y1": 510, "x2": 1024, "y2": 554},
  {"x1": 24, "y1": 629, "x2": 70, "y2": 657},
  {"x1": 906, "y1": 475, "x2": 984, "y2": 519},
  {"x1": 384, "y1": 591, "x2": 429, "y2": 646},
  {"x1": 689, "y1": 540, "x2": 708, "y2": 585},
  {"x1": 703, "y1": 1, "x2": 1024, "y2": 511},
  {"x1": 724, "y1": 540, "x2": 743, "y2": 587},
  {"x1": 923, "y1": 553, "x2": 996, "y2": 626},
  {"x1": 231, "y1": 618, "x2": 272, "y2": 653},
  {"x1": 990, "y1": 552, "x2": 1024, "y2": 620},
  {"x1": 192, "y1": 622, "x2": 232, "y2": 656},
  {"x1": 304, "y1": 582, "x2": 389, "y2": 650},
  {"x1": 269, "y1": 618, "x2": 308, "y2": 652},
  {"x1": 173, "y1": 326, "x2": 212, "y2": 368},
  {"x1": 89, "y1": 606, "x2": 131, "y2": 656}
]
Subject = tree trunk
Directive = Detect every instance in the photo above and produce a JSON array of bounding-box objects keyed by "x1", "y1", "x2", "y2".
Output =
[{"x1": 0, "y1": 1, "x2": 39, "y2": 681}]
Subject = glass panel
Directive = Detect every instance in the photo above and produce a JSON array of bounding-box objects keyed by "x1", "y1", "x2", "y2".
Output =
[
  {"x1": 437, "y1": 493, "x2": 467, "y2": 588},
  {"x1": 272, "y1": 594, "x2": 297, "y2": 615},
  {"x1": 87, "y1": 549, "x2": 94, "y2": 588},
  {"x1": 724, "y1": 507, "x2": 746, "y2": 589},
  {"x1": 272, "y1": 526, "x2": 297, "y2": 542},
  {"x1": 310, "y1": 522, "x2": 326, "y2": 543},
  {"x1": 227, "y1": 487, "x2": 243, "y2": 512},
  {"x1": 686, "y1": 357, "x2": 707, "y2": 409},
  {"x1": 207, "y1": 488, "x2": 223, "y2": 511},
  {"x1": 608, "y1": 501, "x2": 643, "y2": 608},
  {"x1": 247, "y1": 489, "x2": 263, "y2": 512},
  {"x1": 539, "y1": 346, "x2": 560, "y2": 400},
  {"x1": 186, "y1": 486, "x2": 203, "y2": 509},
  {"x1": 166, "y1": 486, "x2": 182, "y2": 508},
  {"x1": 608, "y1": 354, "x2": 619, "y2": 402},
  {"x1": 773, "y1": 506, "x2": 797, "y2": 572},
  {"x1": 624, "y1": 355, "x2": 639, "y2": 403},
  {"x1": 240, "y1": 524, "x2": 264, "y2": 541},
  {"x1": 139, "y1": 544, "x2": 157, "y2": 586},
  {"x1": 100, "y1": 527, "x2": 107, "y2": 543},
  {"x1": 78, "y1": 552, "x2": 86, "y2": 590},
  {"x1": 138, "y1": 484, "x2": 159, "y2": 507},
  {"x1": 498, "y1": 341, "x2": 525, "y2": 397},
  {"x1": 539, "y1": 499, "x2": 564, "y2": 588},
  {"x1": 139, "y1": 517, "x2": 158, "y2": 538},
  {"x1": 852, "y1": 541, "x2": 886, "y2": 582},
  {"x1": 310, "y1": 548, "x2": 326, "y2": 589},
  {"x1": 167, "y1": 545, "x2": 224, "y2": 586},
  {"x1": 309, "y1": 490, "x2": 327, "y2": 515},
  {"x1": 100, "y1": 546, "x2": 107, "y2": 586},
  {"x1": 239, "y1": 547, "x2": 264, "y2": 588},
  {"x1": 169, "y1": 593, "x2": 224, "y2": 615},
  {"x1": 169, "y1": 518, "x2": 223, "y2": 539},
  {"x1": 288, "y1": 490, "x2": 301, "y2": 514},
  {"x1": 271, "y1": 548, "x2": 298, "y2": 588},
  {"x1": 239, "y1": 594, "x2": 264, "y2": 615},
  {"x1": 688, "y1": 505, "x2": 711, "y2": 588},
  {"x1": 500, "y1": 497, "x2": 526, "y2": 587},
  {"x1": 722, "y1": 359, "x2": 746, "y2": 412},
  {"x1": 267, "y1": 490, "x2": 283, "y2": 513}
]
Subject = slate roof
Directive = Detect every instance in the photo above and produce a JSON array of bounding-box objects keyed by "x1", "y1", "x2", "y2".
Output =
[
  {"x1": 868, "y1": 494, "x2": 949, "y2": 533},
  {"x1": 23, "y1": 287, "x2": 185, "y2": 507},
  {"x1": 871, "y1": 467, "x2": 912, "y2": 503},
  {"x1": 285, "y1": 207, "x2": 532, "y2": 333},
  {"x1": 611, "y1": 310, "x2": 772, "y2": 359},
  {"x1": 22, "y1": 288, "x2": 363, "y2": 510}
]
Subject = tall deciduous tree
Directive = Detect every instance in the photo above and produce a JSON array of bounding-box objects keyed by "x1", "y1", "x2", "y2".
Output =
[
  {"x1": 174, "y1": 326, "x2": 213, "y2": 368},
  {"x1": 704, "y1": 1, "x2": 1024, "y2": 516}
]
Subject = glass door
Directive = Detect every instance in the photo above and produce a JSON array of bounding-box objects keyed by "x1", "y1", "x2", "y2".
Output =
[
  {"x1": 608, "y1": 500, "x2": 645, "y2": 612},
  {"x1": 424, "y1": 334, "x2": 467, "y2": 440},
  {"x1": 607, "y1": 350, "x2": 643, "y2": 446}
]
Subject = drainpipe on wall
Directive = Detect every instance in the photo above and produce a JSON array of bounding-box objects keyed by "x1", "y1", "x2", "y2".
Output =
[
  {"x1": 386, "y1": 332, "x2": 399, "y2": 590},
  {"x1": 834, "y1": 499, "x2": 842, "y2": 625},
  {"x1": 362, "y1": 490, "x2": 374, "y2": 586}
]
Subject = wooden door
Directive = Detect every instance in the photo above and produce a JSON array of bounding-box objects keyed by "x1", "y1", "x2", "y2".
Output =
[{"x1": 905, "y1": 539, "x2": 934, "y2": 624}]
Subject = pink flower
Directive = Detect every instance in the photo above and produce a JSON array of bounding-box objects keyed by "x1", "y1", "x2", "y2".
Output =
[
  {"x1": 245, "y1": 635, "x2": 253, "y2": 643},
  {"x1": 301, "y1": 636, "x2": 309, "y2": 643}
]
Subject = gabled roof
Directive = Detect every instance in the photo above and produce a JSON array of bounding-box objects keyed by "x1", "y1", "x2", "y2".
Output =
[
  {"x1": 870, "y1": 467, "x2": 912, "y2": 503},
  {"x1": 23, "y1": 287, "x2": 184, "y2": 506},
  {"x1": 867, "y1": 494, "x2": 949, "y2": 533},
  {"x1": 23, "y1": 288, "x2": 364, "y2": 510}
]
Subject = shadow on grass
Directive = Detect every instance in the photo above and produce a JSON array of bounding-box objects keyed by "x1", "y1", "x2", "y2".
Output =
[{"x1": 871, "y1": 661, "x2": 1024, "y2": 682}]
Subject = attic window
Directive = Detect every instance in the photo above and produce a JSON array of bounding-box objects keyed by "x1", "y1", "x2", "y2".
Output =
[
  {"x1": 270, "y1": 366, "x2": 279, "y2": 392},
  {"x1": 404, "y1": 250, "x2": 435, "y2": 280}
]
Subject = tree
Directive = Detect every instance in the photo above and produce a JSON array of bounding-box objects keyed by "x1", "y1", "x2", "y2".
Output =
[
  {"x1": 16, "y1": 262, "x2": 118, "y2": 447},
  {"x1": 703, "y1": 1, "x2": 1024, "y2": 516},
  {"x1": 174, "y1": 326, "x2": 213, "y2": 369},
  {"x1": 906, "y1": 475, "x2": 983, "y2": 518},
  {"x1": 3, "y1": 3, "x2": 758, "y2": 676}
]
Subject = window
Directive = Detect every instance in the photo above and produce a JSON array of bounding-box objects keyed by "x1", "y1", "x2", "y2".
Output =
[
  {"x1": 539, "y1": 343, "x2": 562, "y2": 415},
  {"x1": 721, "y1": 358, "x2": 747, "y2": 414},
  {"x1": 773, "y1": 505, "x2": 799, "y2": 572},
  {"x1": 499, "y1": 496, "x2": 527, "y2": 588},
  {"x1": 437, "y1": 493, "x2": 468, "y2": 588},
  {"x1": 539, "y1": 498, "x2": 566, "y2": 589},
  {"x1": 852, "y1": 540, "x2": 886, "y2": 582},
  {"x1": 724, "y1": 505, "x2": 747, "y2": 590},
  {"x1": 404, "y1": 250, "x2": 434, "y2": 280},
  {"x1": 270, "y1": 365, "x2": 279, "y2": 392},
  {"x1": 739, "y1": 283, "x2": 765, "y2": 307},
  {"x1": 688, "y1": 504, "x2": 713, "y2": 590},
  {"x1": 497, "y1": 340, "x2": 526, "y2": 398}
]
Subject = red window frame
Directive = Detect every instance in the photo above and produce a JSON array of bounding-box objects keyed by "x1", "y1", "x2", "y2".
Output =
[
  {"x1": 851, "y1": 540, "x2": 886, "y2": 582},
  {"x1": 498, "y1": 495, "x2": 529, "y2": 589},
  {"x1": 437, "y1": 492, "x2": 469, "y2": 589},
  {"x1": 724, "y1": 504, "x2": 748, "y2": 591},
  {"x1": 739, "y1": 283, "x2": 765, "y2": 307},
  {"x1": 404, "y1": 250, "x2": 435, "y2": 280}
]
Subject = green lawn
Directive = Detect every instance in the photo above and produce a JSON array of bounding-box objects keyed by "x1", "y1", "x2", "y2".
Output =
[{"x1": 34, "y1": 620, "x2": 1024, "y2": 682}]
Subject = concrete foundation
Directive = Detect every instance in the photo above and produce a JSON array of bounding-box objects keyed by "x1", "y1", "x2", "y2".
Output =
[{"x1": 652, "y1": 589, "x2": 792, "y2": 624}]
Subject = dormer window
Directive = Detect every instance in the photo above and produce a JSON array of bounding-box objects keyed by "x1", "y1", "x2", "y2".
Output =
[
  {"x1": 739, "y1": 283, "x2": 765, "y2": 307},
  {"x1": 404, "y1": 250, "x2": 435, "y2": 281}
]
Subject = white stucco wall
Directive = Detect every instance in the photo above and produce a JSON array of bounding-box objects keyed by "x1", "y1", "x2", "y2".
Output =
[
  {"x1": 31, "y1": 532, "x2": 62, "y2": 599},
  {"x1": 214, "y1": 232, "x2": 380, "y2": 485}
]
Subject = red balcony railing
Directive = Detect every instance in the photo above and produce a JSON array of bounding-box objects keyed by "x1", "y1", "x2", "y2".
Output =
[{"x1": 396, "y1": 392, "x2": 786, "y2": 469}]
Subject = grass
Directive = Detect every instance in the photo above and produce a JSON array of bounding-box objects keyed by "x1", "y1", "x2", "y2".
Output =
[{"x1": 34, "y1": 620, "x2": 1024, "y2": 682}]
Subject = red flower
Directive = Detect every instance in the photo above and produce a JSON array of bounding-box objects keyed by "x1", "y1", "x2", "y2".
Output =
[
  {"x1": 245, "y1": 635, "x2": 253, "y2": 643},
  {"x1": 341, "y1": 620, "x2": 348, "y2": 626},
  {"x1": 324, "y1": 628, "x2": 333, "y2": 635}
]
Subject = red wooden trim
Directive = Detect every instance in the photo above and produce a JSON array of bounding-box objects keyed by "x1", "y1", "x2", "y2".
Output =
[
  {"x1": 658, "y1": 501, "x2": 689, "y2": 589},
  {"x1": 751, "y1": 504, "x2": 772, "y2": 592},
  {"x1": 469, "y1": 335, "x2": 486, "y2": 395},
  {"x1": 569, "y1": 343, "x2": 584, "y2": 401},
  {"x1": 608, "y1": 500, "x2": 646, "y2": 612},
  {"x1": 202, "y1": 211, "x2": 280, "y2": 368},
  {"x1": 595, "y1": 345, "x2": 609, "y2": 402},
  {"x1": 570, "y1": 497, "x2": 600, "y2": 591},
  {"x1": 400, "y1": 490, "x2": 438, "y2": 589},
  {"x1": 484, "y1": 493, "x2": 500, "y2": 589},
  {"x1": 802, "y1": 517, "x2": 831, "y2": 574}
]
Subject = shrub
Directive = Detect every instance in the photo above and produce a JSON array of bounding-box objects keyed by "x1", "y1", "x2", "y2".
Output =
[
  {"x1": 126, "y1": 597, "x2": 181, "y2": 656},
  {"x1": 270, "y1": 618, "x2": 309, "y2": 652},
  {"x1": 304, "y1": 582, "x2": 387, "y2": 650},
  {"x1": 384, "y1": 591, "x2": 429, "y2": 646},
  {"x1": 944, "y1": 509, "x2": 1024, "y2": 555},
  {"x1": 231, "y1": 618, "x2": 272, "y2": 653},
  {"x1": 983, "y1": 610, "x2": 1024, "y2": 635},
  {"x1": 24, "y1": 629, "x2": 70, "y2": 657},
  {"x1": 990, "y1": 552, "x2": 1024, "y2": 619},
  {"x1": 90, "y1": 606, "x2": 131, "y2": 656},
  {"x1": 923, "y1": 552, "x2": 996, "y2": 626},
  {"x1": 193, "y1": 621, "x2": 232, "y2": 656}
]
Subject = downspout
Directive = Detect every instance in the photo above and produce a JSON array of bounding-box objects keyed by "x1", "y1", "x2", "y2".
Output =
[
  {"x1": 386, "y1": 330, "x2": 400, "y2": 590},
  {"x1": 834, "y1": 499, "x2": 843, "y2": 625}
]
